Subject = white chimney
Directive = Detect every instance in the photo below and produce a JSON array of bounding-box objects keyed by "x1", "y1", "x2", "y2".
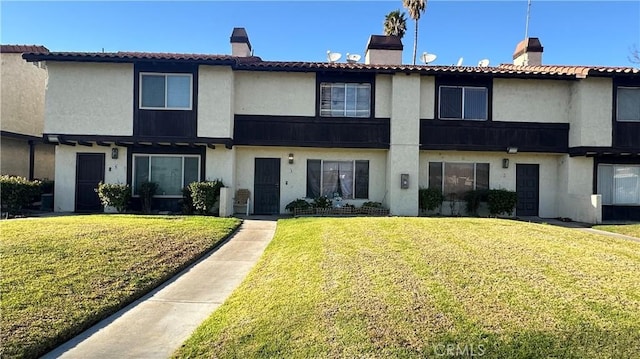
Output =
[
  {"x1": 230, "y1": 27, "x2": 252, "y2": 57},
  {"x1": 513, "y1": 37, "x2": 543, "y2": 66},
  {"x1": 364, "y1": 35, "x2": 403, "y2": 65}
]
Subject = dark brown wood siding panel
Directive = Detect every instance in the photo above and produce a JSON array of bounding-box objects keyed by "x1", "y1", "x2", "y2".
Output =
[
  {"x1": 420, "y1": 120, "x2": 569, "y2": 152},
  {"x1": 234, "y1": 115, "x2": 390, "y2": 148},
  {"x1": 614, "y1": 122, "x2": 640, "y2": 148}
]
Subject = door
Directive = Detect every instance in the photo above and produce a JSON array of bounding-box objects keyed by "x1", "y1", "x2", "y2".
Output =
[
  {"x1": 516, "y1": 164, "x2": 539, "y2": 216},
  {"x1": 76, "y1": 153, "x2": 105, "y2": 212},
  {"x1": 254, "y1": 158, "x2": 281, "y2": 214}
]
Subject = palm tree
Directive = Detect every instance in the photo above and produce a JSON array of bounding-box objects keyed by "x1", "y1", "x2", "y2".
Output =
[
  {"x1": 403, "y1": 0, "x2": 427, "y2": 65},
  {"x1": 383, "y1": 10, "x2": 407, "y2": 39}
]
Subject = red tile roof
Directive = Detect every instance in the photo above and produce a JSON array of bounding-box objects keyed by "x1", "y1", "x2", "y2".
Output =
[{"x1": 1, "y1": 44, "x2": 49, "y2": 54}]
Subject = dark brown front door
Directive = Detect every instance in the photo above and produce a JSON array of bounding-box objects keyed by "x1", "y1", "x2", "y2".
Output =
[
  {"x1": 75, "y1": 153, "x2": 105, "y2": 212},
  {"x1": 254, "y1": 158, "x2": 280, "y2": 214},
  {"x1": 516, "y1": 164, "x2": 539, "y2": 216}
]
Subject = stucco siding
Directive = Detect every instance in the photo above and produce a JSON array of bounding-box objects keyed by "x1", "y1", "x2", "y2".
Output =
[
  {"x1": 569, "y1": 78, "x2": 613, "y2": 147},
  {"x1": 1, "y1": 53, "x2": 47, "y2": 136},
  {"x1": 493, "y1": 78, "x2": 570, "y2": 123},
  {"x1": 419, "y1": 76, "x2": 435, "y2": 119},
  {"x1": 374, "y1": 74, "x2": 392, "y2": 118},
  {"x1": 235, "y1": 147, "x2": 387, "y2": 214},
  {"x1": 198, "y1": 66, "x2": 234, "y2": 138},
  {"x1": 45, "y1": 62, "x2": 133, "y2": 135},
  {"x1": 234, "y1": 71, "x2": 315, "y2": 116},
  {"x1": 0, "y1": 138, "x2": 30, "y2": 177}
]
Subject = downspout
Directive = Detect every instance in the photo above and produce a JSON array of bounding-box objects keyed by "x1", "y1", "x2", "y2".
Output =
[{"x1": 28, "y1": 140, "x2": 35, "y2": 180}]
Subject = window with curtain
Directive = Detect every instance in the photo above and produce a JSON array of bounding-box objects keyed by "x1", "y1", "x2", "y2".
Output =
[
  {"x1": 439, "y1": 85, "x2": 488, "y2": 120},
  {"x1": 133, "y1": 155, "x2": 200, "y2": 196},
  {"x1": 598, "y1": 164, "x2": 640, "y2": 205},
  {"x1": 428, "y1": 162, "x2": 490, "y2": 198},
  {"x1": 140, "y1": 73, "x2": 192, "y2": 110},
  {"x1": 617, "y1": 87, "x2": 640, "y2": 121},
  {"x1": 320, "y1": 83, "x2": 371, "y2": 117},
  {"x1": 306, "y1": 159, "x2": 369, "y2": 199}
]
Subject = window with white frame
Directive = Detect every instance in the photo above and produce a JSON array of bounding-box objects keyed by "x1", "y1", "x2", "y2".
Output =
[
  {"x1": 133, "y1": 154, "x2": 200, "y2": 196},
  {"x1": 306, "y1": 159, "x2": 369, "y2": 199},
  {"x1": 320, "y1": 82, "x2": 371, "y2": 117},
  {"x1": 429, "y1": 162, "x2": 490, "y2": 198},
  {"x1": 597, "y1": 164, "x2": 640, "y2": 205},
  {"x1": 140, "y1": 73, "x2": 192, "y2": 110},
  {"x1": 617, "y1": 87, "x2": 640, "y2": 122},
  {"x1": 439, "y1": 86, "x2": 488, "y2": 120}
]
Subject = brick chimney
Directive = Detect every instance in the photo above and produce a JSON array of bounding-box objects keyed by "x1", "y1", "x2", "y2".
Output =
[
  {"x1": 513, "y1": 37, "x2": 543, "y2": 66},
  {"x1": 230, "y1": 27, "x2": 252, "y2": 57},
  {"x1": 365, "y1": 35, "x2": 403, "y2": 65}
]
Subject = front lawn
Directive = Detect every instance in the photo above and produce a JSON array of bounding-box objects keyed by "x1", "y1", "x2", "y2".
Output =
[
  {"x1": 593, "y1": 223, "x2": 640, "y2": 238},
  {"x1": 175, "y1": 217, "x2": 640, "y2": 359},
  {"x1": 1, "y1": 215, "x2": 240, "y2": 359}
]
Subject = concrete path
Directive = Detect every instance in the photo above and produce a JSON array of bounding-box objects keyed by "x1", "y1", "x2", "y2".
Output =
[
  {"x1": 518, "y1": 216, "x2": 640, "y2": 243},
  {"x1": 43, "y1": 218, "x2": 277, "y2": 359}
]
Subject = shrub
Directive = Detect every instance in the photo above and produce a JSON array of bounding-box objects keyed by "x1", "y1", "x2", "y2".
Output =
[
  {"x1": 181, "y1": 186, "x2": 194, "y2": 214},
  {"x1": 189, "y1": 180, "x2": 224, "y2": 215},
  {"x1": 0, "y1": 175, "x2": 42, "y2": 215},
  {"x1": 362, "y1": 201, "x2": 383, "y2": 208},
  {"x1": 285, "y1": 198, "x2": 311, "y2": 212},
  {"x1": 39, "y1": 179, "x2": 54, "y2": 194},
  {"x1": 488, "y1": 189, "x2": 518, "y2": 216},
  {"x1": 464, "y1": 189, "x2": 489, "y2": 216},
  {"x1": 312, "y1": 196, "x2": 333, "y2": 209},
  {"x1": 418, "y1": 188, "x2": 444, "y2": 211},
  {"x1": 96, "y1": 182, "x2": 130, "y2": 213},
  {"x1": 139, "y1": 181, "x2": 158, "y2": 214}
]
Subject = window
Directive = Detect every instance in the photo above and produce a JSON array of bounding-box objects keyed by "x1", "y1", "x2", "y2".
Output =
[
  {"x1": 320, "y1": 83, "x2": 371, "y2": 117},
  {"x1": 306, "y1": 160, "x2": 369, "y2": 199},
  {"x1": 133, "y1": 154, "x2": 200, "y2": 196},
  {"x1": 429, "y1": 162, "x2": 489, "y2": 198},
  {"x1": 597, "y1": 164, "x2": 640, "y2": 205},
  {"x1": 617, "y1": 87, "x2": 640, "y2": 122},
  {"x1": 140, "y1": 73, "x2": 192, "y2": 110},
  {"x1": 439, "y1": 86, "x2": 488, "y2": 120}
]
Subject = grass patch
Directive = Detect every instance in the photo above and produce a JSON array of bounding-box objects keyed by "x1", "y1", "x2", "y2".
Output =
[
  {"x1": 593, "y1": 224, "x2": 640, "y2": 238},
  {"x1": 1, "y1": 214, "x2": 240, "y2": 359},
  {"x1": 175, "y1": 217, "x2": 640, "y2": 359}
]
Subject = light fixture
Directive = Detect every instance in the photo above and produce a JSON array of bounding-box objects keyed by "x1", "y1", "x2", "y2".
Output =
[
  {"x1": 111, "y1": 148, "x2": 119, "y2": 159},
  {"x1": 48, "y1": 135, "x2": 59, "y2": 143},
  {"x1": 288, "y1": 153, "x2": 294, "y2": 164},
  {"x1": 502, "y1": 158, "x2": 509, "y2": 168},
  {"x1": 507, "y1": 147, "x2": 518, "y2": 154}
]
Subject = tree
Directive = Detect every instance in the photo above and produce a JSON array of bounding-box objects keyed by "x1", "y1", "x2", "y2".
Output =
[
  {"x1": 383, "y1": 9, "x2": 407, "y2": 39},
  {"x1": 629, "y1": 44, "x2": 640, "y2": 65},
  {"x1": 403, "y1": 0, "x2": 427, "y2": 65}
]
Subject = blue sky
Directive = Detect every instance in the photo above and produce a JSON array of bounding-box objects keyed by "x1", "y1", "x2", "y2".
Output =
[{"x1": 2, "y1": 1, "x2": 639, "y2": 67}]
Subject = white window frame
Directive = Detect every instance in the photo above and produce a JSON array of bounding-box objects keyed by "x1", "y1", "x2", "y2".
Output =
[
  {"x1": 132, "y1": 154, "x2": 201, "y2": 198},
  {"x1": 616, "y1": 86, "x2": 640, "y2": 122},
  {"x1": 438, "y1": 85, "x2": 488, "y2": 121},
  {"x1": 139, "y1": 72, "x2": 193, "y2": 110},
  {"x1": 319, "y1": 82, "x2": 371, "y2": 118}
]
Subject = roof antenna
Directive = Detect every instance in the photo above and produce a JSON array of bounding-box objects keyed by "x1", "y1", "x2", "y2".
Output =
[{"x1": 524, "y1": 0, "x2": 532, "y2": 40}]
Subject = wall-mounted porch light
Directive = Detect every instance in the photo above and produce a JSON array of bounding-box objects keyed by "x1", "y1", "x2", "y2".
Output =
[
  {"x1": 288, "y1": 153, "x2": 294, "y2": 164},
  {"x1": 47, "y1": 135, "x2": 59, "y2": 143},
  {"x1": 506, "y1": 147, "x2": 518, "y2": 154},
  {"x1": 502, "y1": 158, "x2": 509, "y2": 168},
  {"x1": 111, "y1": 147, "x2": 119, "y2": 159}
]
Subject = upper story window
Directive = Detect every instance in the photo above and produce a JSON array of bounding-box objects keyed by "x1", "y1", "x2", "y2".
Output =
[
  {"x1": 320, "y1": 82, "x2": 371, "y2": 118},
  {"x1": 439, "y1": 85, "x2": 488, "y2": 121},
  {"x1": 617, "y1": 87, "x2": 640, "y2": 122},
  {"x1": 140, "y1": 73, "x2": 192, "y2": 110}
]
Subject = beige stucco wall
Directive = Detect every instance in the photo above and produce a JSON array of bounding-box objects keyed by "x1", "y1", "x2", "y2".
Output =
[
  {"x1": 33, "y1": 143, "x2": 55, "y2": 179},
  {"x1": 569, "y1": 77, "x2": 613, "y2": 147},
  {"x1": 374, "y1": 74, "x2": 392, "y2": 118},
  {"x1": 419, "y1": 76, "x2": 436, "y2": 119},
  {"x1": 205, "y1": 147, "x2": 236, "y2": 190},
  {"x1": 493, "y1": 78, "x2": 571, "y2": 123},
  {"x1": 365, "y1": 49, "x2": 402, "y2": 65},
  {"x1": 1, "y1": 53, "x2": 47, "y2": 136},
  {"x1": 235, "y1": 146, "x2": 387, "y2": 214},
  {"x1": 1, "y1": 138, "x2": 29, "y2": 177},
  {"x1": 419, "y1": 151, "x2": 562, "y2": 218},
  {"x1": 234, "y1": 71, "x2": 315, "y2": 116},
  {"x1": 556, "y1": 155, "x2": 599, "y2": 223},
  {"x1": 54, "y1": 145, "x2": 128, "y2": 212},
  {"x1": 45, "y1": 62, "x2": 133, "y2": 135},
  {"x1": 198, "y1": 66, "x2": 234, "y2": 138}
]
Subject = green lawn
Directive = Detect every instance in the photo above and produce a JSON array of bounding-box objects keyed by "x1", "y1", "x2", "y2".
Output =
[
  {"x1": 175, "y1": 217, "x2": 640, "y2": 359},
  {"x1": 1, "y1": 214, "x2": 240, "y2": 359},
  {"x1": 593, "y1": 224, "x2": 640, "y2": 238}
]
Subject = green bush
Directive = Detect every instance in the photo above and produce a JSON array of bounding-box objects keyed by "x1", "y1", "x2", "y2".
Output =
[
  {"x1": 418, "y1": 188, "x2": 444, "y2": 211},
  {"x1": 488, "y1": 189, "x2": 518, "y2": 216},
  {"x1": 285, "y1": 198, "x2": 311, "y2": 212},
  {"x1": 139, "y1": 181, "x2": 158, "y2": 214},
  {"x1": 464, "y1": 189, "x2": 489, "y2": 216},
  {"x1": 189, "y1": 180, "x2": 224, "y2": 215},
  {"x1": 96, "y1": 182, "x2": 130, "y2": 213},
  {"x1": 312, "y1": 196, "x2": 333, "y2": 209},
  {"x1": 362, "y1": 201, "x2": 383, "y2": 208},
  {"x1": 181, "y1": 187, "x2": 194, "y2": 214},
  {"x1": 39, "y1": 179, "x2": 54, "y2": 194},
  {"x1": 0, "y1": 175, "x2": 42, "y2": 215}
]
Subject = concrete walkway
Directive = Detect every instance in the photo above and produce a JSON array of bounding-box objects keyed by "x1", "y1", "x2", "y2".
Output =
[
  {"x1": 518, "y1": 216, "x2": 640, "y2": 243},
  {"x1": 43, "y1": 218, "x2": 277, "y2": 359}
]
